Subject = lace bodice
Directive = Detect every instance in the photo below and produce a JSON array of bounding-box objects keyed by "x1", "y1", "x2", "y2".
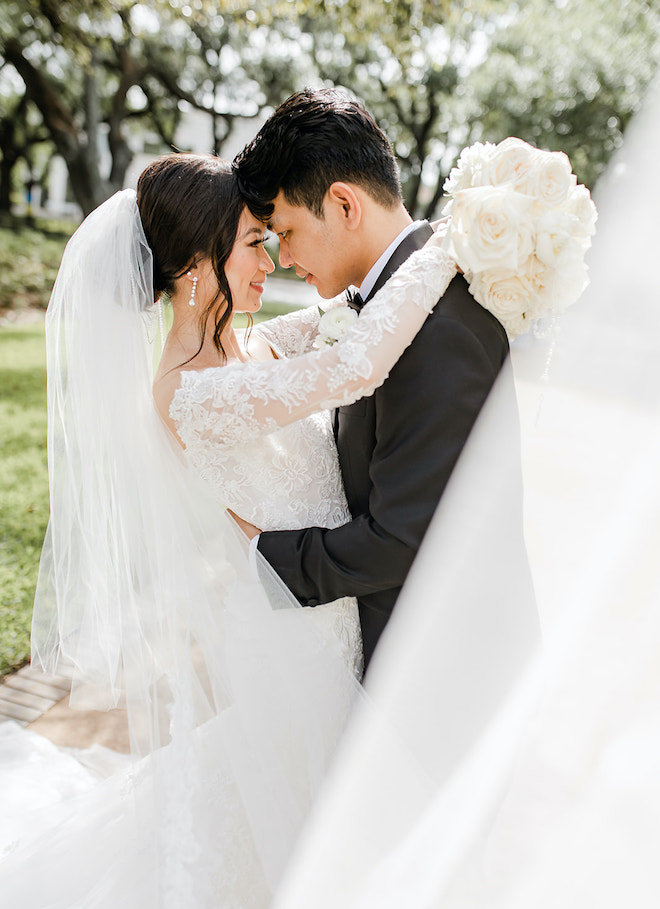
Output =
[
  {"x1": 170, "y1": 241, "x2": 455, "y2": 454},
  {"x1": 169, "y1": 241, "x2": 455, "y2": 678},
  {"x1": 251, "y1": 297, "x2": 331, "y2": 359},
  {"x1": 169, "y1": 239, "x2": 455, "y2": 527},
  {"x1": 175, "y1": 395, "x2": 349, "y2": 532}
]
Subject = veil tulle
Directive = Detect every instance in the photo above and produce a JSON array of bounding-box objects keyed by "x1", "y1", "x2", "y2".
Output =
[
  {"x1": 8, "y1": 79, "x2": 658, "y2": 903},
  {"x1": 18, "y1": 189, "x2": 362, "y2": 906},
  {"x1": 271, "y1": 77, "x2": 660, "y2": 908}
]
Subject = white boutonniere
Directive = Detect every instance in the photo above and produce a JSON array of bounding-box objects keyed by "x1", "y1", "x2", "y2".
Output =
[{"x1": 313, "y1": 306, "x2": 359, "y2": 348}]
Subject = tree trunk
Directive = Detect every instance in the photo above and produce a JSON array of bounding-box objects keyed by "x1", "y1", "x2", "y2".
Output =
[
  {"x1": 66, "y1": 148, "x2": 109, "y2": 216},
  {"x1": 107, "y1": 45, "x2": 140, "y2": 192},
  {"x1": 3, "y1": 39, "x2": 109, "y2": 215},
  {"x1": 82, "y1": 51, "x2": 105, "y2": 205},
  {"x1": 404, "y1": 165, "x2": 424, "y2": 218},
  {"x1": 0, "y1": 155, "x2": 14, "y2": 212},
  {"x1": 0, "y1": 95, "x2": 27, "y2": 213},
  {"x1": 423, "y1": 174, "x2": 448, "y2": 221},
  {"x1": 0, "y1": 116, "x2": 17, "y2": 212}
]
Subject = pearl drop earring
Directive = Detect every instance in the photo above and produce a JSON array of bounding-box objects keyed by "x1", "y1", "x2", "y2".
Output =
[{"x1": 187, "y1": 271, "x2": 198, "y2": 307}]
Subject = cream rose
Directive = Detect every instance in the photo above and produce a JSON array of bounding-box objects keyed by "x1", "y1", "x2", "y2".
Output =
[
  {"x1": 443, "y1": 142, "x2": 496, "y2": 194},
  {"x1": 447, "y1": 185, "x2": 535, "y2": 274},
  {"x1": 520, "y1": 254, "x2": 551, "y2": 302},
  {"x1": 442, "y1": 138, "x2": 595, "y2": 338},
  {"x1": 567, "y1": 183, "x2": 598, "y2": 241},
  {"x1": 535, "y1": 210, "x2": 579, "y2": 267},
  {"x1": 489, "y1": 137, "x2": 541, "y2": 190},
  {"x1": 469, "y1": 269, "x2": 535, "y2": 337},
  {"x1": 527, "y1": 151, "x2": 577, "y2": 208}
]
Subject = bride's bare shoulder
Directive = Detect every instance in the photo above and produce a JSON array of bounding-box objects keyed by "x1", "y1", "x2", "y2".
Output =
[{"x1": 242, "y1": 328, "x2": 279, "y2": 361}]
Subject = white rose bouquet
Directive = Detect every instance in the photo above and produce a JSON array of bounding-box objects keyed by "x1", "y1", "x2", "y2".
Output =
[
  {"x1": 313, "y1": 306, "x2": 359, "y2": 348},
  {"x1": 442, "y1": 138, "x2": 597, "y2": 338}
]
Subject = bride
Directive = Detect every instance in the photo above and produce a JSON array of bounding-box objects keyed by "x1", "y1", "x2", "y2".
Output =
[{"x1": 0, "y1": 153, "x2": 456, "y2": 907}]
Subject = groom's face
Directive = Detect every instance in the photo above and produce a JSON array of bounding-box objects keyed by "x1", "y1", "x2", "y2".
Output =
[{"x1": 268, "y1": 191, "x2": 356, "y2": 299}]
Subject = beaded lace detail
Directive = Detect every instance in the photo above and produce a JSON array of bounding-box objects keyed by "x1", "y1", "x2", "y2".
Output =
[
  {"x1": 170, "y1": 244, "x2": 456, "y2": 448},
  {"x1": 252, "y1": 301, "x2": 324, "y2": 358},
  {"x1": 169, "y1": 243, "x2": 455, "y2": 683},
  {"x1": 0, "y1": 240, "x2": 455, "y2": 909},
  {"x1": 253, "y1": 294, "x2": 345, "y2": 359}
]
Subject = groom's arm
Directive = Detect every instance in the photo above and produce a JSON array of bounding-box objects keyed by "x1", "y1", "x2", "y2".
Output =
[{"x1": 257, "y1": 296, "x2": 508, "y2": 606}]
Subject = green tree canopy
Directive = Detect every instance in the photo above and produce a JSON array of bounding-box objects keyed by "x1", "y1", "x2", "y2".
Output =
[
  {"x1": 465, "y1": 0, "x2": 660, "y2": 188},
  {"x1": 0, "y1": 0, "x2": 303, "y2": 213},
  {"x1": 1, "y1": 0, "x2": 659, "y2": 216}
]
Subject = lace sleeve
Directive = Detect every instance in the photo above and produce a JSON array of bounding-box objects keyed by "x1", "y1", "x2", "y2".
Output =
[
  {"x1": 252, "y1": 294, "x2": 346, "y2": 358},
  {"x1": 170, "y1": 238, "x2": 456, "y2": 451}
]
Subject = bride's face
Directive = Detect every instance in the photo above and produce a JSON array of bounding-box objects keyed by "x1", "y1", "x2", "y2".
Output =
[{"x1": 225, "y1": 209, "x2": 275, "y2": 314}]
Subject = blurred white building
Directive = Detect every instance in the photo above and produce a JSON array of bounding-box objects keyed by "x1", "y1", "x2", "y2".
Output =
[{"x1": 44, "y1": 106, "x2": 265, "y2": 220}]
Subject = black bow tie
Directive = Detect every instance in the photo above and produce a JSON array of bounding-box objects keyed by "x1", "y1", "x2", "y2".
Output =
[{"x1": 346, "y1": 289, "x2": 364, "y2": 312}]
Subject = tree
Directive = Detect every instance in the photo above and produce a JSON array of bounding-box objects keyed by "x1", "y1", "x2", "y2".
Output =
[
  {"x1": 285, "y1": 0, "x2": 473, "y2": 217},
  {"x1": 462, "y1": 0, "x2": 660, "y2": 188},
  {"x1": 0, "y1": 84, "x2": 49, "y2": 213},
  {"x1": 0, "y1": 0, "x2": 304, "y2": 215},
  {"x1": 1, "y1": 1, "x2": 136, "y2": 214},
  {"x1": 174, "y1": 0, "x2": 490, "y2": 216},
  {"x1": 241, "y1": 0, "x2": 660, "y2": 214},
  {"x1": 2, "y1": 0, "x2": 659, "y2": 217},
  {"x1": 299, "y1": 0, "x2": 660, "y2": 211}
]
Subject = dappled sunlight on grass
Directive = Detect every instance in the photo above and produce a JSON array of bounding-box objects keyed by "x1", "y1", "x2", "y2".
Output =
[
  {"x1": 0, "y1": 323, "x2": 48, "y2": 674},
  {"x1": 0, "y1": 304, "x2": 294, "y2": 676}
]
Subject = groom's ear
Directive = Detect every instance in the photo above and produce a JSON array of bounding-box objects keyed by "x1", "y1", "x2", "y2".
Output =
[{"x1": 326, "y1": 182, "x2": 362, "y2": 231}]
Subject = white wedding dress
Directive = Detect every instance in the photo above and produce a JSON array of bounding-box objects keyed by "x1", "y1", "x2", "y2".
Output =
[
  {"x1": 0, "y1": 209, "x2": 456, "y2": 907},
  {"x1": 171, "y1": 303, "x2": 363, "y2": 678},
  {"x1": 0, "y1": 384, "x2": 362, "y2": 907}
]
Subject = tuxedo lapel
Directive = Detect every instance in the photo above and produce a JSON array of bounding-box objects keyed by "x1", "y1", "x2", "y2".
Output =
[
  {"x1": 333, "y1": 222, "x2": 434, "y2": 443},
  {"x1": 364, "y1": 222, "x2": 434, "y2": 303}
]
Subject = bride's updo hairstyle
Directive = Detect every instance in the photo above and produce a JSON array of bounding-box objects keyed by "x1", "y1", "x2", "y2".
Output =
[{"x1": 137, "y1": 153, "x2": 245, "y2": 360}]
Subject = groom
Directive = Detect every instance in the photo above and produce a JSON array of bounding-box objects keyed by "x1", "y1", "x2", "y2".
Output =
[{"x1": 234, "y1": 89, "x2": 515, "y2": 672}]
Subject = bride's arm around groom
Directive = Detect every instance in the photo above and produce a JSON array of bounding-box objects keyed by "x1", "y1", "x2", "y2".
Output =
[{"x1": 234, "y1": 89, "x2": 524, "y2": 670}]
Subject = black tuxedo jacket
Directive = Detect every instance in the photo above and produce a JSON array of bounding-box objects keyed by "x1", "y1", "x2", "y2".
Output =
[{"x1": 258, "y1": 223, "x2": 515, "y2": 670}]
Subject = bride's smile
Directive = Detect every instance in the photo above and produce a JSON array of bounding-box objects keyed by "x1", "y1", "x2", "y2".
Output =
[{"x1": 225, "y1": 209, "x2": 275, "y2": 314}]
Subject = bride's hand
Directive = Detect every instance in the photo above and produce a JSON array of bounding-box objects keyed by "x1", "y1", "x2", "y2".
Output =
[
  {"x1": 428, "y1": 216, "x2": 463, "y2": 273},
  {"x1": 430, "y1": 215, "x2": 451, "y2": 240},
  {"x1": 227, "y1": 509, "x2": 262, "y2": 540}
]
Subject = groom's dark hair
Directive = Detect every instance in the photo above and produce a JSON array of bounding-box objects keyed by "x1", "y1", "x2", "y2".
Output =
[{"x1": 233, "y1": 88, "x2": 403, "y2": 220}]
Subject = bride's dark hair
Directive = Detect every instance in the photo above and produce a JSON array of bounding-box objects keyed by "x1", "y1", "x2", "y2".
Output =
[{"x1": 137, "y1": 153, "x2": 245, "y2": 361}]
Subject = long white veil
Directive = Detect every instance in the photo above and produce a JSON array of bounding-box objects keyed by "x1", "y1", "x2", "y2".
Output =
[
  {"x1": 271, "y1": 76, "x2": 660, "y2": 907},
  {"x1": 3, "y1": 190, "x2": 362, "y2": 908}
]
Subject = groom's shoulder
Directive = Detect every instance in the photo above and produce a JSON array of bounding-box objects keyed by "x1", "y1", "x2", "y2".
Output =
[{"x1": 429, "y1": 273, "x2": 508, "y2": 354}]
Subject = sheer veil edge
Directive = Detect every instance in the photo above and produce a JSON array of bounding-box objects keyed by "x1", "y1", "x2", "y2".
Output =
[
  {"x1": 271, "y1": 74, "x2": 660, "y2": 909},
  {"x1": 22, "y1": 190, "x2": 362, "y2": 907}
]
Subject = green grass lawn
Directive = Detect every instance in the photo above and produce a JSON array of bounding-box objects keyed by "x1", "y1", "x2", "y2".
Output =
[
  {"x1": 0, "y1": 304, "x2": 291, "y2": 677},
  {"x1": 0, "y1": 211, "x2": 300, "y2": 677},
  {"x1": 0, "y1": 322, "x2": 49, "y2": 675},
  {"x1": 0, "y1": 218, "x2": 71, "y2": 313}
]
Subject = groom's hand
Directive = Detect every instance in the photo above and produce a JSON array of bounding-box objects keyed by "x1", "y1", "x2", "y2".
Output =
[{"x1": 227, "y1": 509, "x2": 261, "y2": 540}]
